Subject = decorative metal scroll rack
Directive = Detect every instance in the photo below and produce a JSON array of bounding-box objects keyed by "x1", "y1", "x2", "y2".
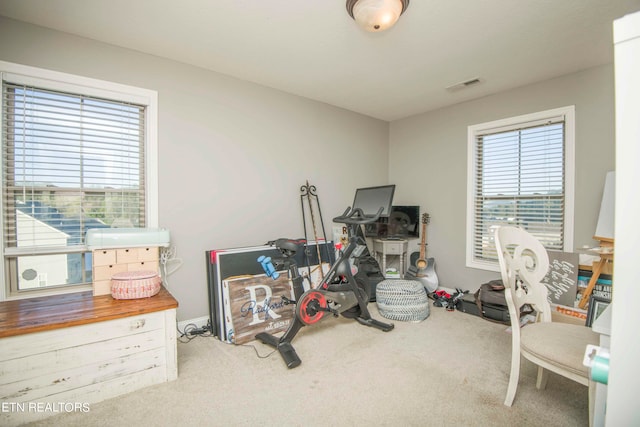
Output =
[{"x1": 300, "y1": 181, "x2": 331, "y2": 279}]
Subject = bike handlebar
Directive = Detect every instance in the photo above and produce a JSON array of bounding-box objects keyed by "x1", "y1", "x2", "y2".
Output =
[{"x1": 332, "y1": 206, "x2": 384, "y2": 225}]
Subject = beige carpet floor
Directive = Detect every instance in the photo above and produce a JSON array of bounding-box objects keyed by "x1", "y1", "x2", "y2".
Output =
[{"x1": 25, "y1": 303, "x2": 589, "y2": 427}]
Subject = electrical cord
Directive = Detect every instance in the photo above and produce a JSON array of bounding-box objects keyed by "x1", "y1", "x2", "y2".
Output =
[
  {"x1": 160, "y1": 246, "x2": 183, "y2": 288},
  {"x1": 175, "y1": 319, "x2": 276, "y2": 360},
  {"x1": 241, "y1": 343, "x2": 276, "y2": 359},
  {"x1": 177, "y1": 319, "x2": 214, "y2": 343}
]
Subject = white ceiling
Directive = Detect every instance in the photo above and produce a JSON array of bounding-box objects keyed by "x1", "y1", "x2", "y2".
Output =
[{"x1": 1, "y1": 0, "x2": 639, "y2": 121}]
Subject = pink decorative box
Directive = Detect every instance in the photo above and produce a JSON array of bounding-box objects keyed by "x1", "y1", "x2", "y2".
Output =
[{"x1": 111, "y1": 270, "x2": 161, "y2": 299}]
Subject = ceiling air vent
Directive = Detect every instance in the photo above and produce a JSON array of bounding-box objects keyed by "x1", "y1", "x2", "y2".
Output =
[{"x1": 446, "y1": 77, "x2": 482, "y2": 92}]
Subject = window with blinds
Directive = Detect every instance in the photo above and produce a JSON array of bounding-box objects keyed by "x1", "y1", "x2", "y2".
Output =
[
  {"x1": 2, "y1": 79, "x2": 147, "y2": 292},
  {"x1": 466, "y1": 107, "x2": 575, "y2": 270}
]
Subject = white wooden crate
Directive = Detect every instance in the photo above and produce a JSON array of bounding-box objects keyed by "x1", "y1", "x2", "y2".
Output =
[{"x1": 0, "y1": 309, "x2": 177, "y2": 426}]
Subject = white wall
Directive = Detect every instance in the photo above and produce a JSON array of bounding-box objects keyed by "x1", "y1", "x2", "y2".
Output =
[
  {"x1": 389, "y1": 65, "x2": 615, "y2": 290},
  {"x1": 0, "y1": 17, "x2": 390, "y2": 320},
  {"x1": 0, "y1": 16, "x2": 618, "y2": 322}
]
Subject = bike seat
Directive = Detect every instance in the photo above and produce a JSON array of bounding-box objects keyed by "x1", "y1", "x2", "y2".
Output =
[{"x1": 274, "y1": 238, "x2": 299, "y2": 257}]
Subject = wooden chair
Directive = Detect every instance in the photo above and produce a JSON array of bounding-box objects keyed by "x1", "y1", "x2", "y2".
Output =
[{"x1": 494, "y1": 226, "x2": 599, "y2": 412}]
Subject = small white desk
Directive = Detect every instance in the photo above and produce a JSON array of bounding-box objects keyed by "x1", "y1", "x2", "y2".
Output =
[{"x1": 372, "y1": 239, "x2": 408, "y2": 278}]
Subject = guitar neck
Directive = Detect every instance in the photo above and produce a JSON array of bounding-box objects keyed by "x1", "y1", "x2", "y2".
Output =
[
  {"x1": 418, "y1": 213, "x2": 429, "y2": 258},
  {"x1": 419, "y1": 225, "x2": 427, "y2": 258}
]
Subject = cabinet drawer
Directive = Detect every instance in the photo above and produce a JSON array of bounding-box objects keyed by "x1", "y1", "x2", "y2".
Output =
[
  {"x1": 93, "y1": 249, "x2": 116, "y2": 266},
  {"x1": 127, "y1": 260, "x2": 159, "y2": 273},
  {"x1": 116, "y1": 248, "x2": 139, "y2": 263},
  {"x1": 138, "y1": 247, "x2": 159, "y2": 262},
  {"x1": 386, "y1": 244, "x2": 405, "y2": 255},
  {"x1": 94, "y1": 263, "x2": 128, "y2": 281}
]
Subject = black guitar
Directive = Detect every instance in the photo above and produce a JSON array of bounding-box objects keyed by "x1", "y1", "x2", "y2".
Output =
[{"x1": 405, "y1": 213, "x2": 438, "y2": 292}]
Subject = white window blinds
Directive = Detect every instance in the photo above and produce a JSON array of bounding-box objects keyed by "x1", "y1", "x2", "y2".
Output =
[
  {"x1": 2, "y1": 81, "x2": 146, "y2": 252},
  {"x1": 470, "y1": 116, "x2": 566, "y2": 264}
]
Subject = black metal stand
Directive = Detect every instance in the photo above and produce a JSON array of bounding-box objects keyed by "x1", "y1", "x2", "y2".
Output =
[{"x1": 300, "y1": 181, "x2": 331, "y2": 275}]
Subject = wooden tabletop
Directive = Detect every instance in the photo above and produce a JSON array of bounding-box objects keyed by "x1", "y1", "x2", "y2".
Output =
[{"x1": 0, "y1": 287, "x2": 178, "y2": 338}]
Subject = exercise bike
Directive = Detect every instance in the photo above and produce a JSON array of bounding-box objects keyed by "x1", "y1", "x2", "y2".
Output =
[{"x1": 255, "y1": 205, "x2": 395, "y2": 369}]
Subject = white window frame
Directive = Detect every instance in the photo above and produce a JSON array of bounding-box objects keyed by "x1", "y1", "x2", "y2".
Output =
[
  {"x1": 0, "y1": 61, "x2": 158, "y2": 300},
  {"x1": 465, "y1": 106, "x2": 575, "y2": 271}
]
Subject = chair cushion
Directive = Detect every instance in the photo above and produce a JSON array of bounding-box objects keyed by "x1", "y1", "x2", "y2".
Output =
[{"x1": 520, "y1": 322, "x2": 600, "y2": 377}]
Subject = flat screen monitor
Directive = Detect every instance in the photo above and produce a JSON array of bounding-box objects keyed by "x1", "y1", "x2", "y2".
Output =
[
  {"x1": 352, "y1": 185, "x2": 395, "y2": 217},
  {"x1": 364, "y1": 205, "x2": 420, "y2": 239}
]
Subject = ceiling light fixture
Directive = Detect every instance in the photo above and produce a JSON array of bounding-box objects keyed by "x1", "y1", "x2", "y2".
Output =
[{"x1": 346, "y1": 0, "x2": 410, "y2": 32}]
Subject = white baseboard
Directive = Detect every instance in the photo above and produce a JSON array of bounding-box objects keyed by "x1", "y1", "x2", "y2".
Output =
[{"x1": 177, "y1": 316, "x2": 210, "y2": 333}]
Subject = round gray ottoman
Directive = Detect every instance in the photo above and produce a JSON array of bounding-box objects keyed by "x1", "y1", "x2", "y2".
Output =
[{"x1": 376, "y1": 279, "x2": 430, "y2": 322}]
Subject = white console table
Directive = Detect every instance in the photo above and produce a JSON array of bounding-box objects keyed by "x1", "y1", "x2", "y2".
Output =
[{"x1": 372, "y1": 239, "x2": 408, "y2": 278}]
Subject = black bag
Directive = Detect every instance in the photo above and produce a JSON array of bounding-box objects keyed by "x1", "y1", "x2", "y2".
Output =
[
  {"x1": 475, "y1": 280, "x2": 506, "y2": 305},
  {"x1": 354, "y1": 255, "x2": 385, "y2": 302},
  {"x1": 473, "y1": 280, "x2": 510, "y2": 324},
  {"x1": 472, "y1": 280, "x2": 533, "y2": 325},
  {"x1": 456, "y1": 293, "x2": 511, "y2": 323}
]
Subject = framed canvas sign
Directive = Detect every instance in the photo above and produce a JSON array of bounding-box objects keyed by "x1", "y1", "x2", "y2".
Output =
[
  {"x1": 206, "y1": 244, "x2": 278, "y2": 341},
  {"x1": 222, "y1": 272, "x2": 295, "y2": 345},
  {"x1": 586, "y1": 295, "x2": 611, "y2": 327},
  {"x1": 205, "y1": 240, "x2": 334, "y2": 341},
  {"x1": 542, "y1": 251, "x2": 579, "y2": 307}
]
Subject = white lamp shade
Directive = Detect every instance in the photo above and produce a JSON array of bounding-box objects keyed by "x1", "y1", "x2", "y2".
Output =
[{"x1": 352, "y1": 0, "x2": 404, "y2": 32}]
